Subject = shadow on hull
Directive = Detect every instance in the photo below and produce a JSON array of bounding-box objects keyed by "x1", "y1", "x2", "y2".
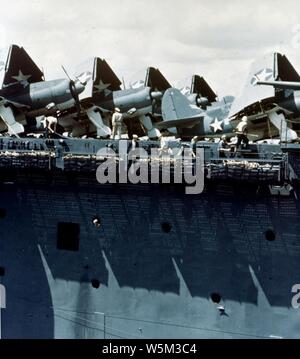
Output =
[{"x1": 1, "y1": 171, "x2": 300, "y2": 337}]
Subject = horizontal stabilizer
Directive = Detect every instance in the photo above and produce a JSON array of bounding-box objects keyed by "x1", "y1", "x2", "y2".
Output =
[{"x1": 156, "y1": 117, "x2": 201, "y2": 129}]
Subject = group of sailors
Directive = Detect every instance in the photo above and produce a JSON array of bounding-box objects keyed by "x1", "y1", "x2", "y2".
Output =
[
  {"x1": 42, "y1": 107, "x2": 126, "y2": 140},
  {"x1": 218, "y1": 116, "x2": 249, "y2": 157},
  {"x1": 40, "y1": 107, "x2": 251, "y2": 157}
]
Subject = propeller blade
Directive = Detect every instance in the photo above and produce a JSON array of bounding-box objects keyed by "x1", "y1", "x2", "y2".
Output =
[
  {"x1": 69, "y1": 80, "x2": 81, "y2": 118},
  {"x1": 61, "y1": 65, "x2": 72, "y2": 81}
]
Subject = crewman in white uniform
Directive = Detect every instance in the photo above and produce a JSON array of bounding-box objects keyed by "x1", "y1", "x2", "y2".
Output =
[
  {"x1": 235, "y1": 115, "x2": 249, "y2": 148},
  {"x1": 111, "y1": 107, "x2": 123, "y2": 139}
]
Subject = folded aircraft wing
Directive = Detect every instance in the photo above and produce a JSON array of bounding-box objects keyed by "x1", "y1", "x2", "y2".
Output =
[
  {"x1": 75, "y1": 57, "x2": 122, "y2": 103},
  {"x1": 228, "y1": 52, "x2": 278, "y2": 118},
  {"x1": 0, "y1": 44, "x2": 44, "y2": 90},
  {"x1": 144, "y1": 67, "x2": 171, "y2": 91},
  {"x1": 191, "y1": 75, "x2": 217, "y2": 103},
  {"x1": 74, "y1": 58, "x2": 94, "y2": 101},
  {"x1": 229, "y1": 52, "x2": 300, "y2": 119}
]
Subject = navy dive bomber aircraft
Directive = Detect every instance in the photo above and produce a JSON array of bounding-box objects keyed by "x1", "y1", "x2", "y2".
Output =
[
  {"x1": 228, "y1": 52, "x2": 300, "y2": 142},
  {"x1": 157, "y1": 86, "x2": 235, "y2": 139},
  {"x1": 0, "y1": 44, "x2": 171, "y2": 139},
  {"x1": 64, "y1": 60, "x2": 172, "y2": 138},
  {"x1": 158, "y1": 53, "x2": 300, "y2": 142},
  {"x1": 0, "y1": 44, "x2": 86, "y2": 135},
  {"x1": 1, "y1": 45, "x2": 298, "y2": 142}
]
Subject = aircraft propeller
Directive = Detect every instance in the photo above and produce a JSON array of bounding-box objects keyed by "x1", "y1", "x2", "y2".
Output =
[{"x1": 61, "y1": 65, "x2": 87, "y2": 118}]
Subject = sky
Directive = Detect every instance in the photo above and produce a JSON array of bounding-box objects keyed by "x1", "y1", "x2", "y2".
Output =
[{"x1": 1, "y1": 0, "x2": 300, "y2": 97}]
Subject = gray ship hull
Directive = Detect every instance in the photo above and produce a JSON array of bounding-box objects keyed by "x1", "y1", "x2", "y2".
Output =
[{"x1": 1, "y1": 169, "x2": 300, "y2": 338}]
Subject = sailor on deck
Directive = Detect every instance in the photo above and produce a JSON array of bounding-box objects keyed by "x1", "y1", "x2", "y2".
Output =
[
  {"x1": 235, "y1": 115, "x2": 249, "y2": 148},
  {"x1": 218, "y1": 135, "x2": 231, "y2": 157},
  {"x1": 43, "y1": 116, "x2": 58, "y2": 138},
  {"x1": 111, "y1": 107, "x2": 123, "y2": 139}
]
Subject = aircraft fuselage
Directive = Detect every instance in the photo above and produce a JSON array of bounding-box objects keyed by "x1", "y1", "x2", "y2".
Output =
[
  {"x1": 97, "y1": 86, "x2": 154, "y2": 118},
  {"x1": 1, "y1": 79, "x2": 85, "y2": 113}
]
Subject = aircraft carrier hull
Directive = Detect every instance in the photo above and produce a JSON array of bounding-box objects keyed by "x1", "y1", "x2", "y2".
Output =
[{"x1": 1, "y1": 170, "x2": 300, "y2": 339}]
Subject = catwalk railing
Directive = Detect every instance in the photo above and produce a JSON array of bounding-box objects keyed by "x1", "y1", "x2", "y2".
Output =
[{"x1": 0, "y1": 137, "x2": 295, "y2": 184}]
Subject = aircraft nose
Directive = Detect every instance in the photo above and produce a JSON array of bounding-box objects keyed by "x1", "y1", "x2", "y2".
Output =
[{"x1": 75, "y1": 81, "x2": 85, "y2": 95}]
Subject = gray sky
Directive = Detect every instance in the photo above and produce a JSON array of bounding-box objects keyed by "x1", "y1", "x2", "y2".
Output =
[{"x1": 1, "y1": 0, "x2": 300, "y2": 96}]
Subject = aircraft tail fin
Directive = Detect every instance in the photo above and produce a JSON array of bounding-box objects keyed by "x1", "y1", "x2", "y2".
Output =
[
  {"x1": 159, "y1": 88, "x2": 202, "y2": 129},
  {"x1": 144, "y1": 67, "x2": 171, "y2": 91},
  {"x1": 191, "y1": 75, "x2": 217, "y2": 102},
  {"x1": 0, "y1": 44, "x2": 44, "y2": 90}
]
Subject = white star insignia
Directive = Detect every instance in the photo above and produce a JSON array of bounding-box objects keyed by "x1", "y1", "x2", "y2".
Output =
[
  {"x1": 210, "y1": 118, "x2": 223, "y2": 133},
  {"x1": 12, "y1": 70, "x2": 31, "y2": 87},
  {"x1": 251, "y1": 68, "x2": 273, "y2": 85},
  {"x1": 94, "y1": 80, "x2": 111, "y2": 96}
]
